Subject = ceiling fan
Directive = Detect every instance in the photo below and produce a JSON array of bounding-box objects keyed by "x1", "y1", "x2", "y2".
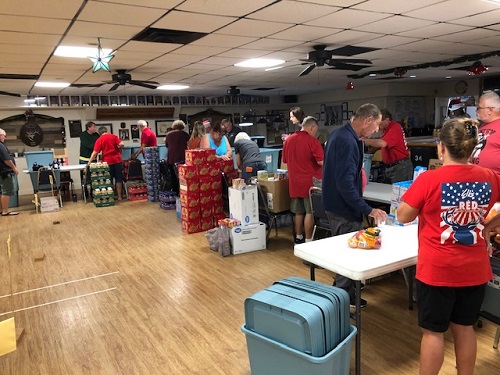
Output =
[
  {"x1": 227, "y1": 86, "x2": 241, "y2": 97},
  {"x1": 299, "y1": 45, "x2": 373, "y2": 77},
  {"x1": 72, "y1": 69, "x2": 159, "y2": 91}
]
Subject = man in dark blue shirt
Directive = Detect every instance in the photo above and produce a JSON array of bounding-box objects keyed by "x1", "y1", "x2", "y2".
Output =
[{"x1": 322, "y1": 103, "x2": 387, "y2": 307}]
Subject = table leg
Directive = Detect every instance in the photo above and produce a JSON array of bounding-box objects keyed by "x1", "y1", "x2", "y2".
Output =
[
  {"x1": 309, "y1": 264, "x2": 315, "y2": 281},
  {"x1": 408, "y1": 266, "x2": 415, "y2": 310},
  {"x1": 355, "y1": 280, "x2": 361, "y2": 375}
]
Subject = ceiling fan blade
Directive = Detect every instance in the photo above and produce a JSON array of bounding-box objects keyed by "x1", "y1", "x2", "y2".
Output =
[
  {"x1": 71, "y1": 83, "x2": 104, "y2": 88},
  {"x1": 132, "y1": 79, "x2": 159, "y2": 85},
  {"x1": 331, "y1": 58, "x2": 372, "y2": 65},
  {"x1": 328, "y1": 62, "x2": 368, "y2": 71},
  {"x1": 299, "y1": 64, "x2": 316, "y2": 77},
  {"x1": 0, "y1": 90, "x2": 21, "y2": 97},
  {"x1": 129, "y1": 81, "x2": 157, "y2": 90},
  {"x1": 109, "y1": 83, "x2": 121, "y2": 92}
]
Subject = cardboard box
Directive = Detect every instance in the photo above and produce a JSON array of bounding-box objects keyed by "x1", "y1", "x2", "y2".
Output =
[
  {"x1": 230, "y1": 222, "x2": 266, "y2": 254},
  {"x1": 388, "y1": 180, "x2": 417, "y2": 226},
  {"x1": 258, "y1": 178, "x2": 290, "y2": 213},
  {"x1": 229, "y1": 186, "x2": 258, "y2": 225},
  {"x1": 428, "y1": 159, "x2": 443, "y2": 170}
]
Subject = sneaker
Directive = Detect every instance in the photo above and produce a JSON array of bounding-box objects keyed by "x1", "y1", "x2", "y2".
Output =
[
  {"x1": 350, "y1": 298, "x2": 367, "y2": 308},
  {"x1": 294, "y1": 237, "x2": 305, "y2": 244}
]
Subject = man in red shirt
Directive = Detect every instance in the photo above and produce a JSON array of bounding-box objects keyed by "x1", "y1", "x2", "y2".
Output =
[
  {"x1": 364, "y1": 109, "x2": 413, "y2": 183},
  {"x1": 132, "y1": 120, "x2": 157, "y2": 159},
  {"x1": 282, "y1": 116, "x2": 324, "y2": 243},
  {"x1": 88, "y1": 128, "x2": 125, "y2": 200}
]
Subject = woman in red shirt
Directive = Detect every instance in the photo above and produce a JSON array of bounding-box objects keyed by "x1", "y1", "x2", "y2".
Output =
[{"x1": 398, "y1": 118, "x2": 500, "y2": 375}]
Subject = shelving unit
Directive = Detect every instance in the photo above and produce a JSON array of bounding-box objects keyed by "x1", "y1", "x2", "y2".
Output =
[{"x1": 89, "y1": 163, "x2": 115, "y2": 207}]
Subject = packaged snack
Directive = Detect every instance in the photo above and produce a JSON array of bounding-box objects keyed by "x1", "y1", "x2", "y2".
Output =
[{"x1": 348, "y1": 227, "x2": 382, "y2": 249}]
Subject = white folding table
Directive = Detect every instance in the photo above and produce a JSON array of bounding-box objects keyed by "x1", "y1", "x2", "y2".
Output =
[{"x1": 294, "y1": 224, "x2": 418, "y2": 375}]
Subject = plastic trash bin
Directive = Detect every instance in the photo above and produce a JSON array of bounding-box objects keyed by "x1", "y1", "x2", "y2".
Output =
[{"x1": 24, "y1": 150, "x2": 54, "y2": 170}]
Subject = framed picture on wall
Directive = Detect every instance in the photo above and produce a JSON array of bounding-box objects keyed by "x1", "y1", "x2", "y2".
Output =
[
  {"x1": 119, "y1": 129, "x2": 130, "y2": 140},
  {"x1": 131, "y1": 124, "x2": 140, "y2": 139},
  {"x1": 96, "y1": 123, "x2": 113, "y2": 135},
  {"x1": 68, "y1": 120, "x2": 82, "y2": 138},
  {"x1": 155, "y1": 120, "x2": 173, "y2": 136}
]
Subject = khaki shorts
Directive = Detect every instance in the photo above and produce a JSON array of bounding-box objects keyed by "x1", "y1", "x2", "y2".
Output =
[{"x1": 290, "y1": 197, "x2": 312, "y2": 214}]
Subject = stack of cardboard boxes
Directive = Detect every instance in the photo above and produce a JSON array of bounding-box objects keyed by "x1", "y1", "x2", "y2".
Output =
[{"x1": 178, "y1": 149, "x2": 237, "y2": 234}]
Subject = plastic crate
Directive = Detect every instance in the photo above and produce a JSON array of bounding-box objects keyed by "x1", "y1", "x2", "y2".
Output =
[
  {"x1": 25, "y1": 151, "x2": 55, "y2": 170},
  {"x1": 242, "y1": 325, "x2": 356, "y2": 375}
]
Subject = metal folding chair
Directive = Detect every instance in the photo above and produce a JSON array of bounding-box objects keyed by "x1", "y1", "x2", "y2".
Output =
[
  {"x1": 33, "y1": 167, "x2": 62, "y2": 213},
  {"x1": 309, "y1": 186, "x2": 332, "y2": 240}
]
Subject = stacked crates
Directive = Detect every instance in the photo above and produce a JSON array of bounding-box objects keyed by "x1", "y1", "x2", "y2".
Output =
[
  {"x1": 90, "y1": 162, "x2": 115, "y2": 207},
  {"x1": 143, "y1": 147, "x2": 160, "y2": 202},
  {"x1": 127, "y1": 182, "x2": 148, "y2": 201},
  {"x1": 242, "y1": 277, "x2": 356, "y2": 375},
  {"x1": 159, "y1": 190, "x2": 176, "y2": 210},
  {"x1": 178, "y1": 149, "x2": 231, "y2": 234}
]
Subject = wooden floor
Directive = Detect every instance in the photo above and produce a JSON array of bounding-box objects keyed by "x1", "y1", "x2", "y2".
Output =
[{"x1": 0, "y1": 198, "x2": 498, "y2": 374}]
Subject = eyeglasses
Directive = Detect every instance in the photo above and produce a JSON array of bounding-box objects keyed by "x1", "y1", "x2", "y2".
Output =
[{"x1": 476, "y1": 106, "x2": 495, "y2": 111}]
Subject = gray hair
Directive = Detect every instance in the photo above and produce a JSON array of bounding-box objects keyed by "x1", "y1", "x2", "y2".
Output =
[
  {"x1": 353, "y1": 103, "x2": 381, "y2": 121},
  {"x1": 0, "y1": 128, "x2": 5, "y2": 136},
  {"x1": 302, "y1": 116, "x2": 319, "y2": 128},
  {"x1": 480, "y1": 90, "x2": 500, "y2": 110},
  {"x1": 234, "y1": 131, "x2": 250, "y2": 143}
]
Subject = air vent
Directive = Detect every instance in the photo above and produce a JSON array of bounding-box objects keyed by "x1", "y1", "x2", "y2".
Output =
[
  {"x1": 132, "y1": 27, "x2": 207, "y2": 44},
  {"x1": 253, "y1": 87, "x2": 276, "y2": 91},
  {"x1": 0, "y1": 73, "x2": 39, "y2": 80},
  {"x1": 329, "y1": 45, "x2": 379, "y2": 57}
]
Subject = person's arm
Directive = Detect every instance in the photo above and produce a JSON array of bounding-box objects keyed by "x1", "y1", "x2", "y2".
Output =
[
  {"x1": 235, "y1": 153, "x2": 242, "y2": 170},
  {"x1": 132, "y1": 144, "x2": 144, "y2": 159},
  {"x1": 224, "y1": 136, "x2": 232, "y2": 158},
  {"x1": 363, "y1": 138, "x2": 387, "y2": 149},
  {"x1": 484, "y1": 212, "x2": 500, "y2": 239},
  {"x1": 200, "y1": 135, "x2": 209, "y2": 149},
  {"x1": 117, "y1": 141, "x2": 124, "y2": 149},
  {"x1": 87, "y1": 150, "x2": 98, "y2": 164},
  {"x1": 3, "y1": 160, "x2": 18, "y2": 175},
  {"x1": 396, "y1": 201, "x2": 419, "y2": 223}
]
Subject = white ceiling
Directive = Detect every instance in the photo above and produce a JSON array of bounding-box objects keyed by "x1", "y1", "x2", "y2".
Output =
[{"x1": 1, "y1": 0, "x2": 500, "y2": 98}]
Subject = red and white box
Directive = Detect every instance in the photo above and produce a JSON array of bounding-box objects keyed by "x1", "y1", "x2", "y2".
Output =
[
  {"x1": 178, "y1": 164, "x2": 198, "y2": 180},
  {"x1": 182, "y1": 218, "x2": 201, "y2": 234},
  {"x1": 181, "y1": 205, "x2": 201, "y2": 221},
  {"x1": 185, "y1": 149, "x2": 205, "y2": 166},
  {"x1": 180, "y1": 191, "x2": 200, "y2": 207},
  {"x1": 179, "y1": 177, "x2": 200, "y2": 193}
]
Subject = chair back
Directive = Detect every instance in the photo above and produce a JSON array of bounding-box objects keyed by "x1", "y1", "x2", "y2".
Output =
[
  {"x1": 37, "y1": 167, "x2": 60, "y2": 192},
  {"x1": 309, "y1": 186, "x2": 330, "y2": 230}
]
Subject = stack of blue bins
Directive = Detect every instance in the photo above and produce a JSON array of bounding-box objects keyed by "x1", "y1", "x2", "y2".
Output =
[
  {"x1": 242, "y1": 277, "x2": 357, "y2": 375},
  {"x1": 143, "y1": 147, "x2": 160, "y2": 202}
]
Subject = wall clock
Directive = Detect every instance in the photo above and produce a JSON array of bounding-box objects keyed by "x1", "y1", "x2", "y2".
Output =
[{"x1": 455, "y1": 80, "x2": 468, "y2": 95}]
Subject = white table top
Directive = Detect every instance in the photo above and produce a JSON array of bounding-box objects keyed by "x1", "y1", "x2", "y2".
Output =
[
  {"x1": 294, "y1": 224, "x2": 418, "y2": 280},
  {"x1": 23, "y1": 164, "x2": 86, "y2": 173},
  {"x1": 362, "y1": 182, "x2": 392, "y2": 204}
]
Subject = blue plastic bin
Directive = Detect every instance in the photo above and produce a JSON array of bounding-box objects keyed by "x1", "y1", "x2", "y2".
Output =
[
  {"x1": 158, "y1": 144, "x2": 168, "y2": 160},
  {"x1": 242, "y1": 325, "x2": 356, "y2": 375},
  {"x1": 25, "y1": 151, "x2": 54, "y2": 170},
  {"x1": 259, "y1": 148, "x2": 281, "y2": 173}
]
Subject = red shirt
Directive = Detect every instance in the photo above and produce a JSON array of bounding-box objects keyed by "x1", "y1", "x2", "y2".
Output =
[
  {"x1": 402, "y1": 165, "x2": 499, "y2": 286},
  {"x1": 470, "y1": 117, "x2": 500, "y2": 173},
  {"x1": 282, "y1": 131, "x2": 323, "y2": 197},
  {"x1": 381, "y1": 120, "x2": 409, "y2": 164},
  {"x1": 93, "y1": 133, "x2": 123, "y2": 165},
  {"x1": 141, "y1": 127, "x2": 157, "y2": 147}
]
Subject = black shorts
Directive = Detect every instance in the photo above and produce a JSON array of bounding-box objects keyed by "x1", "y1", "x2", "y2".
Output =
[{"x1": 417, "y1": 280, "x2": 486, "y2": 332}]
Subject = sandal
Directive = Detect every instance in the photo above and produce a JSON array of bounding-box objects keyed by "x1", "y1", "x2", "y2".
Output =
[{"x1": 1, "y1": 211, "x2": 19, "y2": 216}]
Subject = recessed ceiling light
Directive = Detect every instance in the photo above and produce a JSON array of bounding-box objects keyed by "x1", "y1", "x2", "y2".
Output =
[
  {"x1": 235, "y1": 58, "x2": 285, "y2": 68},
  {"x1": 409, "y1": 75, "x2": 416, "y2": 78},
  {"x1": 157, "y1": 84, "x2": 189, "y2": 90},
  {"x1": 369, "y1": 73, "x2": 377, "y2": 77},
  {"x1": 445, "y1": 76, "x2": 452, "y2": 79},
  {"x1": 35, "y1": 82, "x2": 70, "y2": 88},
  {"x1": 55, "y1": 46, "x2": 113, "y2": 58}
]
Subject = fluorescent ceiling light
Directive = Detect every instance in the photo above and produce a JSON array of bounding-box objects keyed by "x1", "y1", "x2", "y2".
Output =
[
  {"x1": 265, "y1": 66, "x2": 283, "y2": 71},
  {"x1": 24, "y1": 99, "x2": 36, "y2": 103},
  {"x1": 239, "y1": 122, "x2": 254, "y2": 127},
  {"x1": 410, "y1": 75, "x2": 416, "y2": 78},
  {"x1": 158, "y1": 84, "x2": 189, "y2": 90},
  {"x1": 445, "y1": 76, "x2": 452, "y2": 79},
  {"x1": 55, "y1": 46, "x2": 113, "y2": 58},
  {"x1": 35, "y1": 82, "x2": 70, "y2": 88},
  {"x1": 235, "y1": 58, "x2": 285, "y2": 68},
  {"x1": 369, "y1": 73, "x2": 377, "y2": 77}
]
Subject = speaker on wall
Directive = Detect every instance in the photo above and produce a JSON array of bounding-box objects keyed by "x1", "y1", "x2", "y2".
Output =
[{"x1": 283, "y1": 95, "x2": 298, "y2": 103}]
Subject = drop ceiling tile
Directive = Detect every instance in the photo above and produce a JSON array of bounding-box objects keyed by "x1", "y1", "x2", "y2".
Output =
[
  {"x1": 270, "y1": 25, "x2": 338, "y2": 42},
  {"x1": 240, "y1": 38, "x2": 303, "y2": 51},
  {"x1": 172, "y1": 45, "x2": 231, "y2": 56},
  {"x1": 397, "y1": 22, "x2": 474, "y2": 39},
  {"x1": 355, "y1": 15, "x2": 437, "y2": 34},
  {"x1": 68, "y1": 21, "x2": 143, "y2": 40},
  {"x1": 153, "y1": 11, "x2": 236, "y2": 33},
  {"x1": 404, "y1": 0, "x2": 499, "y2": 22},
  {"x1": 319, "y1": 30, "x2": 382, "y2": 46},
  {"x1": 78, "y1": 2, "x2": 163, "y2": 27},
  {"x1": 119, "y1": 40, "x2": 183, "y2": 53},
  {"x1": 452, "y1": 9, "x2": 500, "y2": 27},
  {"x1": 352, "y1": 0, "x2": 445, "y2": 13},
  {"x1": 0, "y1": 0, "x2": 83, "y2": 18},
  {"x1": 305, "y1": 8, "x2": 391, "y2": 29},
  {"x1": 155, "y1": 54, "x2": 205, "y2": 64},
  {"x1": 434, "y1": 27, "x2": 500, "y2": 42},
  {"x1": 0, "y1": 32, "x2": 61, "y2": 46},
  {"x1": 355, "y1": 35, "x2": 422, "y2": 49},
  {"x1": 101, "y1": 0, "x2": 183, "y2": 9},
  {"x1": 0, "y1": 15, "x2": 70, "y2": 34},
  {"x1": 249, "y1": 1, "x2": 339, "y2": 23},
  {"x1": 0, "y1": 44, "x2": 53, "y2": 55},
  {"x1": 200, "y1": 56, "x2": 240, "y2": 66},
  {"x1": 295, "y1": 0, "x2": 361, "y2": 7},
  {"x1": 176, "y1": 0, "x2": 277, "y2": 16},
  {"x1": 217, "y1": 49, "x2": 269, "y2": 59},
  {"x1": 390, "y1": 39, "x2": 460, "y2": 54},
  {"x1": 468, "y1": 35, "x2": 500, "y2": 48},
  {"x1": 217, "y1": 19, "x2": 292, "y2": 38},
  {"x1": 191, "y1": 34, "x2": 258, "y2": 48}
]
